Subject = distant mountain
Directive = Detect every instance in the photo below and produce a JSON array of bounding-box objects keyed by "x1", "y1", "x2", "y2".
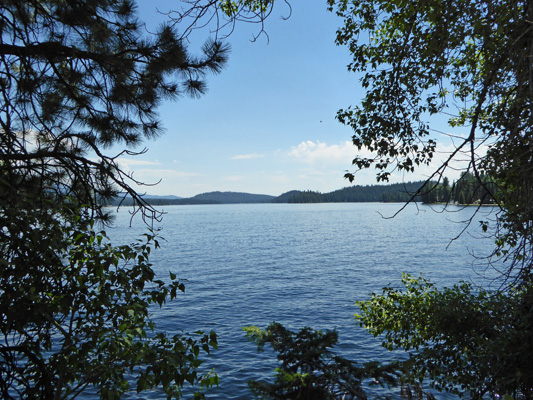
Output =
[
  {"x1": 110, "y1": 191, "x2": 275, "y2": 206},
  {"x1": 187, "y1": 191, "x2": 275, "y2": 204},
  {"x1": 106, "y1": 193, "x2": 183, "y2": 206},
  {"x1": 142, "y1": 194, "x2": 183, "y2": 200}
]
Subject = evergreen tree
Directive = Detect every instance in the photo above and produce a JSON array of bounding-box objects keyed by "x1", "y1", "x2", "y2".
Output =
[
  {"x1": 0, "y1": 0, "x2": 231, "y2": 220},
  {"x1": 0, "y1": 0, "x2": 276, "y2": 397},
  {"x1": 441, "y1": 177, "x2": 451, "y2": 203}
]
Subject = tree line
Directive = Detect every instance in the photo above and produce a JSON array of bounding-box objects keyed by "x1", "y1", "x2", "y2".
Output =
[
  {"x1": 285, "y1": 181, "x2": 425, "y2": 203},
  {"x1": 281, "y1": 174, "x2": 497, "y2": 205}
]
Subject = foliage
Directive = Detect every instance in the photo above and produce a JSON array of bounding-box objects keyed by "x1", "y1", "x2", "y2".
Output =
[
  {"x1": 0, "y1": 0, "x2": 283, "y2": 397},
  {"x1": 0, "y1": 200, "x2": 218, "y2": 399},
  {"x1": 328, "y1": 0, "x2": 533, "y2": 279},
  {"x1": 220, "y1": 0, "x2": 274, "y2": 18},
  {"x1": 243, "y1": 323, "x2": 400, "y2": 399},
  {"x1": 168, "y1": 0, "x2": 291, "y2": 43},
  {"x1": 356, "y1": 274, "x2": 533, "y2": 399}
]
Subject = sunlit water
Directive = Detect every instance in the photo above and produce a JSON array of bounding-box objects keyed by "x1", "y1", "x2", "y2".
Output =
[{"x1": 105, "y1": 203, "x2": 500, "y2": 399}]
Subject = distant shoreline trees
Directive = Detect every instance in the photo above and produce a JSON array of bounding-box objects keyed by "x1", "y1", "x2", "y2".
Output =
[
  {"x1": 420, "y1": 172, "x2": 496, "y2": 205},
  {"x1": 284, "y1": 174, "x2": 496, "y2": 205}
]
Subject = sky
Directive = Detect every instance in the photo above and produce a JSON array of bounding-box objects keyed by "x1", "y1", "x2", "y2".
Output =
[{"x1": 117, "y1": 1, "x2": 464, "y2": 198}]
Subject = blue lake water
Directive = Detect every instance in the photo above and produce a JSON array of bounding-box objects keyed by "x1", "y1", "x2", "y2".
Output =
[{"x1": 107, "y1": 202, "x2": 500, "y2": 399}]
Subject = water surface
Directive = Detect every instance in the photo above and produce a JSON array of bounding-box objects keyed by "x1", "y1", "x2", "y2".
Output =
[{"x1": 108, "y1": 203, "x2": 498, "y2": 399}]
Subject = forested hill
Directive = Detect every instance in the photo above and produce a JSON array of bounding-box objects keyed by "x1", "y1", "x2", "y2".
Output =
[
  {"x1": 110, "y1": 183, "x2": 426, "y2": 206},
  {"x1": 182, "y1": 191, "x2": 275, "y2": 204},
  {"x1": 277, "y1": 181, "x2": 424, "y2": 203},
  {"x1": 109, "y1": 191, "x2": 276, "y2": 206}
]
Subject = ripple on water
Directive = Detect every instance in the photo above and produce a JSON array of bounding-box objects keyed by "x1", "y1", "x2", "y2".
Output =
[{"x1": 106, "y1": 203, "x2": 498, "y2": 399}]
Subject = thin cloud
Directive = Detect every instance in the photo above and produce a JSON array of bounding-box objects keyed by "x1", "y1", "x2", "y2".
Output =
[
  {"x1": 223, "y1": 175, "x2": 246, "y2": 182},
  {"x1": 230, "y1": 153, "x2": 265, "y2": 160},
  {"x1": 116, "y1": 158, "x2": 161, "y2": 169},
  {"x1": 289, "y1": 140, "x2": 359, "y2": 164},
  {"x1": 135, "y1": 169, "x2": 202, "y2": 178}
]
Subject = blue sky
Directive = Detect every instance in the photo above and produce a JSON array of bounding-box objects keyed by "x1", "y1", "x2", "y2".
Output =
[{"x1": 119, "y1": 1, "x2": 463, "y2": 197}]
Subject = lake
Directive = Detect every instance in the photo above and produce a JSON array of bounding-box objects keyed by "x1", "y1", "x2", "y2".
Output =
[{"x1": 107, "y1": 202, "x2": 500, "y2": 399}]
